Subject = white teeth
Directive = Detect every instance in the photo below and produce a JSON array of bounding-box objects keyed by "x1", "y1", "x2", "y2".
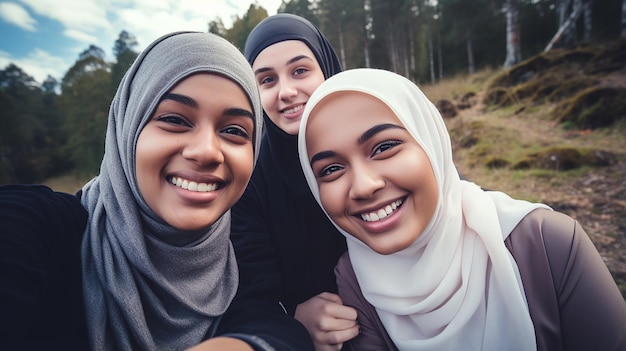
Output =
[
  {"x1": 282, "y1": 104, "x2": 303, "y2": 114},
  {"x1": 170, "y1": 176, "x2": 217, "y2": 192},
  {"x1": 360, "y1": 199, "x2": 404, "y2": 222}
]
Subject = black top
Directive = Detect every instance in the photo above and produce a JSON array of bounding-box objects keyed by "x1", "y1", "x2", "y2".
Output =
[
  {"x1": 233, "y1": 13, "x2": 346, "y2": 316},
  {"x1": 231, "y1": 120, "x2": 348, "y2": 315},
  {"x1": 0, "y1": 184, "x2": 313, "y2": 350}
]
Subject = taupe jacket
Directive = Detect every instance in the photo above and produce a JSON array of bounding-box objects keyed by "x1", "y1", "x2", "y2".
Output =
[{"x1": 336, "y1": 209, "x2": 626, "y2": 351}]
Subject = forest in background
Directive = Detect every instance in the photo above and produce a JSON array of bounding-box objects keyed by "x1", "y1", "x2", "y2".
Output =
[{"x1": 1, "y1": 0, "x2": 625, "y2": 184}]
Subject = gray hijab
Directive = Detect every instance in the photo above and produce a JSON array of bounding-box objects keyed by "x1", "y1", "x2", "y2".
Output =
[{"x1": 80, "y1": 31, "x2": 263, "y2": 350}]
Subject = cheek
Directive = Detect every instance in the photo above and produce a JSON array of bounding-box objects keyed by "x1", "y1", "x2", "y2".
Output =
[
  {"x1": 135, "y1": 134, "x2": 158, "y2": 182},
  {"x1": 230, "y1": 146, "x2": 255, "y2": 185},
  {"x1": 260, "y1": 89, "x2": 276, "y2": 110},
  {"x1": 319, "y1": 184, "x2": 343, "y2": 220},
  {"x1": 306, "y1": 76, "x2": 325, "y2": 95}
]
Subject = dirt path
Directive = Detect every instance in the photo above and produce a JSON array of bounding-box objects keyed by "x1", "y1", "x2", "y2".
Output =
[{"x1": 449, "y1": 94, "x2": 626, "y2": 297}]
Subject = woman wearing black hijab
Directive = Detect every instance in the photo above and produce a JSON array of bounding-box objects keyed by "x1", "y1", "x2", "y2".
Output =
[{"x1": 231, "y1": 14, "x2": 358, "y2": 351}]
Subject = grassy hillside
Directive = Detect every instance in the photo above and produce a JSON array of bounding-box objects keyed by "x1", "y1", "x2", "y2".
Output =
[{"x1": 421, "y1": 39, "x2": 626, "y2": 297}]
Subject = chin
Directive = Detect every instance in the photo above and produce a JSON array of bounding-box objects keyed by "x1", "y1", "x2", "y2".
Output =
[{"x1": 368, "y1": 241, "x2": 408, "y2": 255}]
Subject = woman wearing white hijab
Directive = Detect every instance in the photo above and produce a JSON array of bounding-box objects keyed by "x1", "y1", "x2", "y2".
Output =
[
  {"x1": 297, "y1": 68, "x2": 626, "y2": 351},
  {"x1": 0, "y1": 31, "x2": 313, "y2": 350}
]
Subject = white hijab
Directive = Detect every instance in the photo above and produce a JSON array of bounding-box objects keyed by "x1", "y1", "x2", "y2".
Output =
[{"x1": 298, "y1": 68, "x2": 549, "y2": 350}]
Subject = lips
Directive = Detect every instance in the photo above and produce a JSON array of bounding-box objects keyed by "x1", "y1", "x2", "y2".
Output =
[
  {"x1": 360, "y1": 199, "x2": 404, "y2": 222},
  {"x1": 280, "y1": 104, "x2": 304, "y2": 115},
  {"x1": 170, "y1": 176, "x2": 218, "y2": 192}
]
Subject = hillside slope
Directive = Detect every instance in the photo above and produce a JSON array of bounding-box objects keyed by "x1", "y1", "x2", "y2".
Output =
[{"x1": 434, "y1": 39, "x2": 626, "y2": 297}]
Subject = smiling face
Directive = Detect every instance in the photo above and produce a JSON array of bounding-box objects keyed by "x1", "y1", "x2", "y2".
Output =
[
  {"x1": 252, "y1": 40, "x2": 325, "y2": 135},
  {"x1": 306, "y1": 92, "x2": 439, "y2": 255},
  {"x1": 136, "y1": 73, "x2": 255, "y2": 231}
]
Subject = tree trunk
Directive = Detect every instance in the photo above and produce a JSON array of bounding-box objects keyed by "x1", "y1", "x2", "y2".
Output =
[
  {"x1": 386, "y1": 10, "x2": 399, "y2": 73},
  {"x1": 583, "y1": 0, "x2": 592, "y2": 40},
  {"x1": 338, "y1": 27, "x2": 346, "y2": 68},
  {"x1": 559, "y1": 0, "x2": 573, "y2": 45},
  {"x1": 467, "y1": 33, "x2": 475, "y2": 75},
  {"x1": 622, "y1": 0, "x2": 626, "y2": 38},
  {"x1": 364, "y1": 0, "x2": 372, "y2": 67},
  {"x1": 437, "y1": 17, "x2": 443, "y2": 80},
  {"x1": 409, "y1": 22, "x2": 415, "y2": 78},
  {"x1": 545, "y1": 1, "x2": 584, "y2": 51},
  {"x1": 428, "y1": 18, "x2": 435, "y2": 84},
  {"x1": 504, "y1": 0, "x2": 521, "y2": 69}
]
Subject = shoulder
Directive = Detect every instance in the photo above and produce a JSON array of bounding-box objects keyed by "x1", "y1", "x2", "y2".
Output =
[
  {"x1": 507, "y1": 208, "x2": 577, "y2": 264},
  {"x1": 507, "y1": 208, "x2": 626, "y2": 351},
  {"x1": 0, "y1": 184, "x2": 83, "y2": 211},
  {"x1": 0, "y1": 184, "x2": 89, "y2": 349},
  {"x1": 0, "y1": 184, "x2": 87, "y2": 244},
  {"x1": 507, "y1": 208, "x2": 590, "y2": 291}
]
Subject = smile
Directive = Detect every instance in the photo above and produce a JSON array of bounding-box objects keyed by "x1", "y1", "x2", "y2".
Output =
[
  {"x1": 360, "y1": 199, "x2": 403, "y2": 222},
  {"x1": 170, "y1": 176, "x2": 218, "y2": 192},
  {"x1": 281, "y1": 104, "x2": 304, "y2": 114}
]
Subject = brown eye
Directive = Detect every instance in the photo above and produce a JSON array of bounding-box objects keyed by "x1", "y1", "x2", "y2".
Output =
[
  {"x1": 373, "y1": 140, "x2": 402, "y2": 156},
  {"x1": 157, "y1": 115, "x2": 188, "y2": 126},
  {"x1": 222, "y1": 125, "x2": 250, "y2": 139}
]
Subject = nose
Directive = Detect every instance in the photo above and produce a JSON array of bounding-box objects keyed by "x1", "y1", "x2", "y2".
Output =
[
  {"x1": 182, "y1": 129, "x2": 224, "y2": 166},
  {"x1": 349, "y1": 163, "x2": 385, "y2": 200},
  {"x1": 278, "y1": 80, "x2": 297, "y2": 101}
]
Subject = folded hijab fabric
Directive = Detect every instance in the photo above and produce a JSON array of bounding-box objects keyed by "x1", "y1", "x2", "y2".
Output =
[
  {"x1": 298, "y1": 68, "x2": 550, "y2": 350},
  {"x1": 80, "y1": 31, "x2": 263, "y2": 350}
]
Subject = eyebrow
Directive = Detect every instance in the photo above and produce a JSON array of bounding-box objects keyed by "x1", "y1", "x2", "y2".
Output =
[
  {"x1": 160, "y1": 93, "x2": 198, "y2": 108},
  {"x1": 161, "y1": 93, "x2": 254, "y2": 120},
  {"x1": 224, "y1": 107, "x2": 255, "y2": 120},
  {"x1": 358, "y1": 123, "x2": 405, "y2": 144},
  {"x1": 309, "y1": 123, "x2": 405, "y2": 166},
  {"x1": 253, "y1": 54, "x2": 315, "y2": 76}
]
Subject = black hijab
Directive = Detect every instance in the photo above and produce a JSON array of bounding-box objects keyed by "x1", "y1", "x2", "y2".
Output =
[
  {"x1": 244, "y1": 13, "x2": 342, "y2": 80},
  {"x1": 243, "y1": 13, "x2": 342, "y2": 194}
]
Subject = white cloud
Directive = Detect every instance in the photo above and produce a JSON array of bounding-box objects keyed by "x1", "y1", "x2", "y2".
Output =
[
  {"x1": 0, "y1": 48, "x2": 67, "y2": 83},
  {"x1": 21, "y1": 0, "x2": 110, "y2": 30},
  {"x1": 3, "y1": 0, "x2": 284, "y2": 84},
  {"x1": 64, "y1": 28, "x2": 98, "y2": 44},
  {"x1": 0, "y1": 2, "x2": 37, "y2": 31}
]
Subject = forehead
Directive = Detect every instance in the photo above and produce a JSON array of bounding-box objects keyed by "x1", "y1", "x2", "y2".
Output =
[
  {"x1": 306, "y1": 91, "x2": 401, "y2": 140},
  {"x1": 252, "y1": 40, "x2": 318, "y2": 68},
  {"x1": 169, "y1": 72, "x2": 243, "y2": 93},
  {"x1": 309, "y1": 91, "x2": 399, "y2": 122}
]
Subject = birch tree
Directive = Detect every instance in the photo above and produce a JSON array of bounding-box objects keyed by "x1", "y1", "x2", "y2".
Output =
[{"x1": 504, "y1": 0, "x2": 521, "y2": 69}]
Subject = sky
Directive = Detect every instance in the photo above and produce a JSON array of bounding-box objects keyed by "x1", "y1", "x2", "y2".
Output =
[{"x1": 0, "y1": 0, "x2": 282, "y2": 84}]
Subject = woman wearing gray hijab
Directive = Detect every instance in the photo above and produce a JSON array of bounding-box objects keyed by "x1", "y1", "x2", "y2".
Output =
[{"x1": 0, "y1": 31, "x2": 313, "y2": 351}]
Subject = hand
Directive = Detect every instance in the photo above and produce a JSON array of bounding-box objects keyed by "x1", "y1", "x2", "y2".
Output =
[
  {"x1": 295, "y1": 292, "x2": 359, "y2": 351},
  {"x1": 186, "y1": 337, "x2": 253, "y2": 351}
]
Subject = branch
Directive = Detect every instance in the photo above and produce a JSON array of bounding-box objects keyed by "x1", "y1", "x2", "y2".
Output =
[{"x1": 544, "y1": 0, "x2": 585, "y2": 52}]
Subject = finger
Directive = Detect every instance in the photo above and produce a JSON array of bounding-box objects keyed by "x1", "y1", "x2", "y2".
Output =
[
  {"x1": 314, "y1": 343, "x2": 342, "y2": 351},
  {"x1": 314, "y1": 293, "x2": 358, "y2": 321},
  {"x1": 320, "y1": 324, "x2": 360, "y2": 345},
  {"x1": 319, "y1": 315, "x2": 358, "y2": 332},
  {"x1": 317, "y1": 292, "x2": 343, "y2": 304},
  {"x1": 328, "y1": 303, "x2": 358, "y2": 321}
]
